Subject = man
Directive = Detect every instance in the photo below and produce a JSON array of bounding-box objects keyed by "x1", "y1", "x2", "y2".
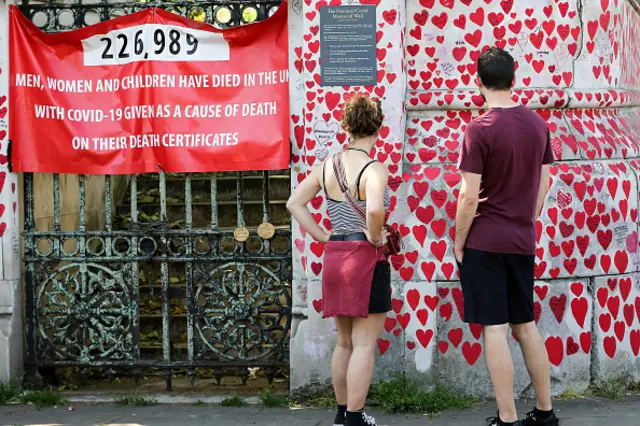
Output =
[{"x1": 454, "y1": 47, "x2": 558, "y2": 426}]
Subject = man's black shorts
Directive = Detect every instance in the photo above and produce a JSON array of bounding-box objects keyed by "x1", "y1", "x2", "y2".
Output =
[{"x1": 457, "y1": 247, "x2": 535, "y2": 325}]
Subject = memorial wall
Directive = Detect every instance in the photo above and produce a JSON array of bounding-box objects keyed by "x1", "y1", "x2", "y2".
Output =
[{"x1": 289, "y1": 0, "x2": 640, "y2": 396}]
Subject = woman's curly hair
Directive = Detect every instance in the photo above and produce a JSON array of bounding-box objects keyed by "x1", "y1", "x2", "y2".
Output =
[{"x1": 340, "y1": 94, "x2": 383, "y2": 139}]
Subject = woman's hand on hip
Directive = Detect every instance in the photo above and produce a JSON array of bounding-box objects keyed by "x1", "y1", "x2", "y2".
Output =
[{"x1": 361, "y1": 227, "x2": 388, "y2": 248}]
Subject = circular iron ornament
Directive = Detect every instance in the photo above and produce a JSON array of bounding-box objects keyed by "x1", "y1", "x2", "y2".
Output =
[
  {"x1": 194, "y1": 262, "x2": 291, "y2": 361},
  {"x1": 168, "y1": 238, "x2": 186, "y2": 256},
  {"x1": 31, "y1": 10, "x2": 49, "y2": 29},
  {"x1": 112, "y1": 237, "x2": 132, "y2": 257},
  {"x1": 215, "y1": 6, "x2": 232, "y2": 24},
  {"x1": 62, "y1": 239, "x2": 80, "y2": 257},
  {"x1": 138, "y1": 236, "x2": 158, "y2": 256},
  {"x1": 190, "y1": 8, "x2": 207, "y2": 22},
  {"x1": 220, "y1": 235, "x2": 237, "y2": 254},
  {"x1": 241, "y1": 6, "x2": 258, "y2": 23},
  {"x1": 35, "y1": 238, "x2": 54, "y2": 257},
  {"x1": 83, "y1": 9, "x2": 100, "y2": 26},
  {"x1": 56, "y1": 9, "x2": 76, "y2": 29},
  {"x1": 86, "y1": 237, "x2": 105, "y2": 256},
  {"x1": 246, "y1": 235, "x2": 264, "y2": 254},
  {"x1": 35, "y1": 263, "x2": 135, "y2": 361},
  {"x1": 194, "y1": 236, "x2": 211, "y2": 255}
]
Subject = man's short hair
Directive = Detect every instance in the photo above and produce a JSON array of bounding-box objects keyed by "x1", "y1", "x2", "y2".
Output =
[{"x1": 477, "y1": 47, "x2": 515, "y2": 91}]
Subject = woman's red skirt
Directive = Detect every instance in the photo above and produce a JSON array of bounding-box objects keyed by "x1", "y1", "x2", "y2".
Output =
[{"x1": 321, "y1": 240, "x2": 387, "y2": 318}]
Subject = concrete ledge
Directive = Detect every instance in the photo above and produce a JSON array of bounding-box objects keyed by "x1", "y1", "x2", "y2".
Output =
[
  {"x1": 64, "y1": 393, "x2": 261, "y2": 405},
  {"x1": 0, "y1": 306, "x2": 14, "y2": 316}
]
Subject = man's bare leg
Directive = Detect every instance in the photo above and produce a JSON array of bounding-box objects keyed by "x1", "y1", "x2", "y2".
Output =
[
  {"x1": 511, "y1": 322, "x2": 553, "y2": 411},
  {"x1": 484, "y1": 324, "x2": 518, "y2": 423}
]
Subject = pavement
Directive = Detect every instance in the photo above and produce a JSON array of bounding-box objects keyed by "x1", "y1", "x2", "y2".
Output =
[{"x1": 1, "y1": 396, "x2": 639, "y2": 426}]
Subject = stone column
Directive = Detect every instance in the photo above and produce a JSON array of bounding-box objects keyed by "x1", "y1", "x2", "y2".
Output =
[
  {"x1": 0, "y1": 0, "x2": 24, "y2": 383},
  {"x1": 289, "y1": 0, "x2": 407, "y2": 392}
]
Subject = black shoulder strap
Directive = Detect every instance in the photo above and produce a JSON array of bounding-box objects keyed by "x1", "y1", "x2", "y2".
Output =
[
  {"x1": 322, "y1": 160, "x2": 329, "y2": 196},
  {"x1": 355, "y1": 160, "x2": 377, "y2": 200}
]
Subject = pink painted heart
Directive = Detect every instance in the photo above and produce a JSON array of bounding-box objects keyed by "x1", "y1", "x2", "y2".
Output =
[{"x1": 626, "y1": 232, "x2": 638, "y2": 253}]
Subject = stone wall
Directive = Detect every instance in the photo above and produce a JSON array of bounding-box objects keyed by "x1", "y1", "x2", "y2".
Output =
[
  {"x1": 0, "y1": 0, "x2": 22, "y2": 382},
  {"x1": 290, "y1": 0, "x2": 640, "y2": 397}
]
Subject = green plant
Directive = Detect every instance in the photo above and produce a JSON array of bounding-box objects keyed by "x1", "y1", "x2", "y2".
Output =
[
  {"x1": 369, "y1": 375, "x2": 477, "y2": 414},
  {"x1": 0, "y1": 381, "x2": 22, "y2": 405},
  {"x1": 290, "y1": 387, "x2": 336, "y2": 409},
  {"x1": 259, "y1": 390, "x2": 289, "y2": 408},
  {"x1": 590, "y1": 378, "x2": 626, "y2": 400},
  {"x1": 220, "y1": 396, "x2": 248, "y2": 407},
  {"x1": 20, "y1": 390, "x2": 68, "y2": 409},
  {"x1": 115, "y1": 394, "x2": 158, "y2": 407},
  {"x1": 193, "y1": 399, "x2": 206, "y2": 406},
  {"x1": 305, "y1": 395, "x2": 336, "y2": 409},
  {"x1": 557, "y1": 388, "x2": 584, "y2": 401}
]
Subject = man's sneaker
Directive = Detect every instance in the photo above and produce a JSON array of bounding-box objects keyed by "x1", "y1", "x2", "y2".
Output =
[
  {"x1": 345, "y1": 410, "x2": 377, "y2": 426},
  {"x1": 486, "y1": 416, "x2": 523, "y2": 426},
  {"x1": 521, "y1": 409, "x2": 559, "y2": 426}
]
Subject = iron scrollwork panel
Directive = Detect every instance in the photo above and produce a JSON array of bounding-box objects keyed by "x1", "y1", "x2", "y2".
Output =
[
  {"x1": 30, "y1": 261, "x2": 139, "y2": 364},
  {"x1": 191, "y1": 260, "x2": 291, "y2": 365}
]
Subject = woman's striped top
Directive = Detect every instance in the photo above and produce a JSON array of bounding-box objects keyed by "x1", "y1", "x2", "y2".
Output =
[{"x1": 323, "y1": 158, "x2": 391, "y2": 235}]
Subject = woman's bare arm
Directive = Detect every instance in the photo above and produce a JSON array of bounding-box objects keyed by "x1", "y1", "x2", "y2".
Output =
[
  {"x1": 286, "y1": 165, "x2": 331, "y2": 242},
  {"x1": 363, "y1": 162, "x2": 389, "y2": 242}
]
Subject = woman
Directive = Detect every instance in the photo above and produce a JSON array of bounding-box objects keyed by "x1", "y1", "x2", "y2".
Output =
[{"x1": 287, "y1": 94, "x2": 391, "y2": 426}]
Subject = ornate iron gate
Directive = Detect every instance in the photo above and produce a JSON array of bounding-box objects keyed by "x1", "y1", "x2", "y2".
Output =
[{"x1": 19, "y1": 0, "x2": 290, "y2": 390}]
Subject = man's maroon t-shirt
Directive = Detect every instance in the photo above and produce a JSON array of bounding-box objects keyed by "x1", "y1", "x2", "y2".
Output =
[{"x1": 458, "y1": 105, "x2": 555, "y2": 255}]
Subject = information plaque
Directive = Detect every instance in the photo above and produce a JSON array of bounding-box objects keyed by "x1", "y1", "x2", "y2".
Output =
[{"x1": 320, "y1": 6, "x2": 377, "y2": 87}]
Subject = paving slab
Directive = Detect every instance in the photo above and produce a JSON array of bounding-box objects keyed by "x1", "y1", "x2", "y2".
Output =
[{"x1": 1, "y1": 396, "x2": 639, "y2": 426}]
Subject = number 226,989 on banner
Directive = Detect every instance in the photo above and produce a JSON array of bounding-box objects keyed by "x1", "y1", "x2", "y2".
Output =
[{"x1": 82, "y1": 24, "x2": 230, "y2": 66}]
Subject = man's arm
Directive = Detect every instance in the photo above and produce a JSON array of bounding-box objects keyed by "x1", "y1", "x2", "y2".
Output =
[
  {"x1": 454, "y1": 121, "x2": 486, "y2": 262},
  {"x1": 536, "y1": 128, "x2": 555, "y2": 219},
  {"x1": 535, "y1": 165, "x2": 551, "y2": 218},
  {"x1": 454, "y1": 172, "x2": 483, "y2": 261}
]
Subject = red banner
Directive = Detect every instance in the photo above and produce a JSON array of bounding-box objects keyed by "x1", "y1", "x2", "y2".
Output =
[{"x1": 9, "y1": 5, "x2": 290, "y2": 174}]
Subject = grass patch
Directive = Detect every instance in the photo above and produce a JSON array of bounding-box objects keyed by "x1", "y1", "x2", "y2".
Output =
[
  {"x1": 590, "y1": 378, "x2": 627, "y2": 400},
  {"x1": 114, "y1": 394, "x2": 158, "y2": 407},
  {"x1": 3, "y1": 382, "x2": 68, "y2": 409},
  {"x1": 304, "y1": 394, "x2": 336, "y2": 409},
  {"x1": 193, "y1": 399, "x2": 206, "y2": 406},
  {"x1": 220, "y1": 396, "x2": 248, "y2": 407},
  {"x1": 0, "y1": 381, "x2": 23, "y2": 405},
  {"x1": 20, "y1": 390, "x2": 68, "y2": 409},
  {"x1": 557, "y1": 388, "x2": 585, "y2": 401},
  {"x1": 290, "y1": 388, "x2": 336, "y2": 409},
  {"x1": 259, "y1": 390, "x2": 289, "y2": 408},
  {"x1": 369, "y1": 375, "x2": 477, "y2": 414}
]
